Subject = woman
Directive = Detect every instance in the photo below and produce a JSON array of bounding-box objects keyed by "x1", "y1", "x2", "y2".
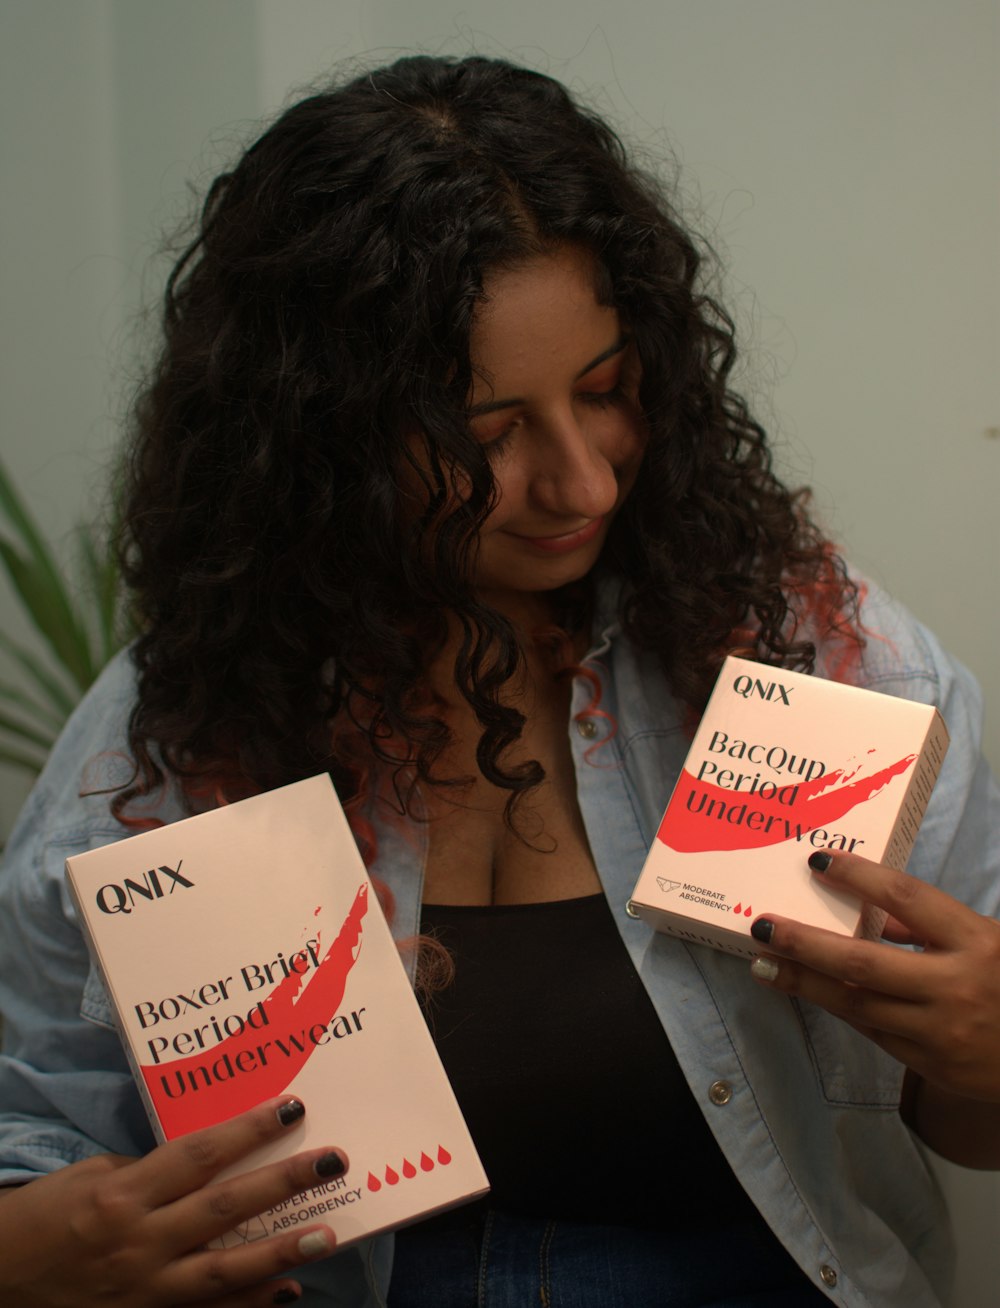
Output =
[{"x1": 0, "y1": 54, "x2": 998, "y2": 1307}]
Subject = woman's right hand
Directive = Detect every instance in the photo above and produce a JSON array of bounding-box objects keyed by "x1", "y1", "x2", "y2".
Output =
[{"x1": 0, "y1": 1095, "x2": 346, "y2": 1306}]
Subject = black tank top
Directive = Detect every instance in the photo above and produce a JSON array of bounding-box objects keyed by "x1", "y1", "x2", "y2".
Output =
[{"x1": 418, "y1": 894, "x2": 756, "y2": 1227}]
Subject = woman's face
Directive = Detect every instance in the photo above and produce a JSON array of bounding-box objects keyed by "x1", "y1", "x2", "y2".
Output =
[{"x1": 459, "y1": 245, "x2": 646, "y2": 610}]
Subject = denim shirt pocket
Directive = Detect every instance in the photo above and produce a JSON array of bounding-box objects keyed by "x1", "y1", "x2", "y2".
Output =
[
  {"x1": 41, "y1": 826, "x2": 123, "y2": 1033},
  {"x1": 80, "y1": 959, "x2": 116, "y2": 1030},
  {"x1": 794, "y1": 999, "x2": 904, "y2": 1108}
]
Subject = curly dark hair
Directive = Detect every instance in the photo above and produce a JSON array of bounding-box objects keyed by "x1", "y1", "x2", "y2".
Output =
[{"x1": 117, "y1": 53, "x2": 859, "y2": 823}]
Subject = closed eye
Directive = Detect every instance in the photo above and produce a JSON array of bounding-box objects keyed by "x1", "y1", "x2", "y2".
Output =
[
  {"x1": 579, "y1": 383, "x2": 628, "y2": 410},
  {"x1": 474, "y1": 419, "x2": 519, "y2": 460}
]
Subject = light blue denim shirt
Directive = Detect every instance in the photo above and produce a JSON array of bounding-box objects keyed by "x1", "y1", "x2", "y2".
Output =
[{"x1": 1, "y1": 576, "x2": 998, "y2": 1307}]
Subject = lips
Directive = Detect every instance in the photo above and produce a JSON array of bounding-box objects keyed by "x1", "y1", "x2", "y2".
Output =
[{"x1": 508, "y1": 516, "x2": 606, "y2": 554}]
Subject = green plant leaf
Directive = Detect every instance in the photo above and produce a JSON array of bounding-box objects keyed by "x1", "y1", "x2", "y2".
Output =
[
  {"x1": 0, "y1": 678, "x2": 65, "y2": 732},
  {"x1": 0, "y1": 459, "x2": 132, "y2": 802},
  {"x1": 0, "y1": 539, "x2": 93, "y2": 691},
  {"x1": 76, "y1": 522, "x2": 125, "y2": 669},
  {"x1": 0, "y1": 707, "x2": 54, "y2": 752},
  {"x1": 0, "y1": 458, "x2": 95, "y2": 689},
  {"x1": 0, "y1": 742, "x2": 47, "y2": 775},
  {"x1": 0, "y1": 631, "x2": 77, "y2": 719},
  {"x1": 0, "y1": 458, "x2": 78, "y2": 601}
]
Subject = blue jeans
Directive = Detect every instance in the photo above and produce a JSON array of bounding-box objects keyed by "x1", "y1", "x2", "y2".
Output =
[{"x1": 387, "y1": 1206, "x2": 834, "y2": 1306}]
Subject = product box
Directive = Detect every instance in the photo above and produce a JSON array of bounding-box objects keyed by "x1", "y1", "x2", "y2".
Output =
[
  {"x1": 65, "y1": 774, "x2": 489, "y2": 1248},
  {"x1": 628, "y1": 656, "x2": 949, "y2": 957}
]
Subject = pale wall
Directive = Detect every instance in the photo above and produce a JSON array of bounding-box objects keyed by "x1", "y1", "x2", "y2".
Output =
[{"x1": 1, "y1": 1, "x2": 997, "y2": 1301}]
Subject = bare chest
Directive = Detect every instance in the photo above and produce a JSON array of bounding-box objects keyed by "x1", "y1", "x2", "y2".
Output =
[{"x1": 420, "y1": 697, "x2": 601, "y2": 907}]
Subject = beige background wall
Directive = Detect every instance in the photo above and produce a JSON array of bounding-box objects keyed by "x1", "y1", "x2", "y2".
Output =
[{"x1": 1, "y1": 1, "x2": 997, "y2": 1301}]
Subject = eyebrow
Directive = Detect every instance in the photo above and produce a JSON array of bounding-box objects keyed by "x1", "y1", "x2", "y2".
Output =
[{"x1": 467, "y1": 332, "x2": 632, "y2": 418}]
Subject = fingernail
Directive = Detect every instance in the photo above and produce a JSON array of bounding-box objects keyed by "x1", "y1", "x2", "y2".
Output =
[
  {"x1": 809, "y1": 851, "x2": 832, "y2": 873},
  {"x1": 276, "y1": 1099, "x2": 306, "y2": 1127},
  {"x1": 298, "y1": 1230, "x2": 333, "y2": 1259},
  {"x1": 273, "y1": 1290, "x2": 301, "y2": 1305},
  {"x1": 750, "y1": 918, "x2": 774, "y2": 944},
  {"x1": 751, "y1": 956, "x2": 780, "y2": 983},
  {"x1": 313, "y1": 1151, "x2": 347, "y2": 1179}
]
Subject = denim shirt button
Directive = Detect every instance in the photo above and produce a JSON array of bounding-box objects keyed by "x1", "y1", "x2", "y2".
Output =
[
  {"x1": 820, "y1": 1265, "x2": 838, "y2": 1287},
  {"x1": 576, "y1": 718, "x2": 598, "y2": 739},
  {"x1": 708, "y1": 1079, "x2": 733, "y2": 1106}
]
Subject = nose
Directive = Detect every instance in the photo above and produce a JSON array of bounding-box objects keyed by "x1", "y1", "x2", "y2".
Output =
[{"x1": 528, "y1": 411, "x2": 619, "y2": 519}]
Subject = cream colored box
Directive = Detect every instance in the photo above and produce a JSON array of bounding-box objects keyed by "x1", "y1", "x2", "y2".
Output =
[
  {"x1": 628, "y1": 657, "x2": 948, "y2": 957},
  {"x1": 65, "y1": 774, "x2": 488, "y2": 1248}
]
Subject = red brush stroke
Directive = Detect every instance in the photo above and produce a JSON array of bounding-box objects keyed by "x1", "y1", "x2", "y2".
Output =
[
  {"x1": 142, "y1": 884, "x2": 368, "y2": 1136},
  {"x1": 658, "y1": 754, "x2": 916, "y2": 854}
]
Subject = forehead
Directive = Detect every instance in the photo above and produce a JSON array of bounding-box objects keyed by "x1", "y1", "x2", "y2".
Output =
[{"x1": 470, "y1": 246, "x2": 619, "y2": 385}]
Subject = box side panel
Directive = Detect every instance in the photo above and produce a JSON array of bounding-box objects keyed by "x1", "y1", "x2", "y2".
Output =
[
  {"x1": 631, "y1": 660, "x2": 947, "y2": 951},
  {"x1": 65, "y1": 775, "x2": 488, "y2": 1249}
]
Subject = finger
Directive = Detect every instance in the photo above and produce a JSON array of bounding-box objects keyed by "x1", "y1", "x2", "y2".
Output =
[
  {"x1": 164, "y1": 1224, "x2": 336, "y2": 1305},
  {"x1": 806, "y1": 850, "x2": 974, "y2": 950},
  {"x1": 748, "y1": 951, "x2": 930, "y2": 1041},
  {"x1": 749, "y1": 946, "x2": 999, "y2": 1083},
  {"x1": 879, "y1": 915, "x2": 924, "y2": 946},
  {"x1": 188, "y1": 1278, "x2": 303, "y2": 1308},
  {"x1": 749, "y1": 912, "x2": 940, "y2": 1003},
  {"x1": 161, "y1": 1145, "x2": 349, "y2": 1253},
  {"x1": 129, "y1": 1097, "x2": 310, "y2": 1209}
]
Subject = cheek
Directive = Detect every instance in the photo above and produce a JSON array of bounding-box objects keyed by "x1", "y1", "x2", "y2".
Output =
[{"x1": 607, "y1": 412, "x2": 648, "y2": 485}]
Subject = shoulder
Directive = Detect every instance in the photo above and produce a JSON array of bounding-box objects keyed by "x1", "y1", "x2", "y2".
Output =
[
  {"x1": 0, "y1": 649, "x2": 186, "y2": 926},
  {"x1": 856, "y1": 575, "x2": 959, "y2": 689},
  {"x1": 817, "y1": 571, "x2": 984, "y2": 727},
  {"x1": 824, "y1": 572, "x2": 999, "y2": 907}
]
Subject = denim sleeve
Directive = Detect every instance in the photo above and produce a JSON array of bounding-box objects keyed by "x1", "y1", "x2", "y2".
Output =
[
  {"x1": 0, "y1": 655, "x2": 157, "y2": 1183},
  {"x1": 852, "y1": 581, "x2": 1000, "y2": 918},
  {"x1": 0, "y1": 655, "x2": 385, "y2": 1303}
]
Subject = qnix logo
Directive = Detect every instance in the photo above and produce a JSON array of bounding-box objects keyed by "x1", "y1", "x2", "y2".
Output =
[
  {"x1": 96, "y1": 861, "x2": 194, "y2": 915},
  {"x1": 732, "y1": 673, "x2": 793, "y2": 706}
]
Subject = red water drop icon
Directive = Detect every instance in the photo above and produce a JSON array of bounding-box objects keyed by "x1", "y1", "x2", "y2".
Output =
[
  {"x1": 437, "y1": 1145, "x2": 452, "y2": 1165},
  {"x1": 367, "y1": 1172, "x2": 381, "y2": 1192},
  {"x1": 733, "y1": 902, "x2": 742, "y2": 914},
  {"x1": 402, "y1": 1158, "x2": 416, "y2": 1178},
  {"x1": 743, "y1": 905, "x2": 753, "y2": 917},
  {"x1": 420, "y1": 1151, "x2": 434, "y2": 1172},
  {"x1": 385, "y1": 1165, "x2": 399, "y2": 1185}
]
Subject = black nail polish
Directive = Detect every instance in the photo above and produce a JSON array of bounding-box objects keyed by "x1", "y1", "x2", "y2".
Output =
[
  {"x1": 750, "y1": 918, "x2": 774, "y2": 944},
  {"x1": 273, "y1": 1290, "x2": 300, "y2": 1305},
  {"x1": 314, "y1": 1151, "x2": 347, "y2": 1179},
  {"x1": 808, "y1": 851, "x2": 833, "y2": 873},
  {"x1": 276, "y1": 1099, "x2": 305, "y2": 1127}
]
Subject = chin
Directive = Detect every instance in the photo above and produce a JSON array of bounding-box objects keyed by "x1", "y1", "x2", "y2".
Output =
[{"x1": 478, "y1": 551, "x2": 606, "y2": 601}]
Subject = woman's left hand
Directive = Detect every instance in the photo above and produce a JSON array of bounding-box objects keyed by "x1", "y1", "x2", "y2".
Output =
[{"x1": 748, "y1": 850, "x2": 1000, "y2": 1103}]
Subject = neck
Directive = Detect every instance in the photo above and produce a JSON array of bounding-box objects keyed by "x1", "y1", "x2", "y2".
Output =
[
  {"x1": 417, "y1": 591, "x2": 586, "y2": 715},
  {"x1": 474, "y1": 588, "x2": 558, "y2": 635}
]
